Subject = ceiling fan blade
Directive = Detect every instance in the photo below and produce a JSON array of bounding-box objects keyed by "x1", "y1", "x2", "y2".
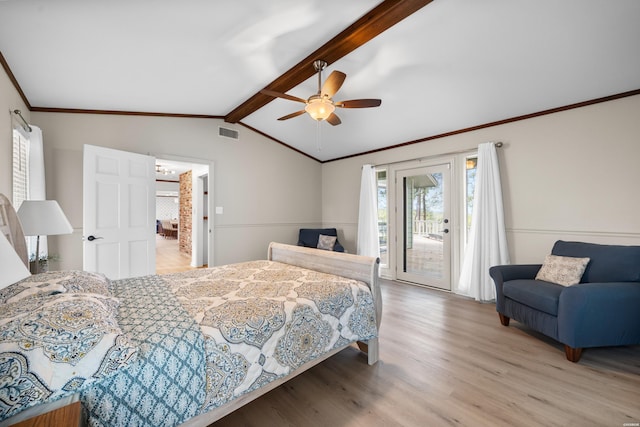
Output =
[
  {"x1": 335, "y1": 99, "x2": 382, "y2": 108},
  {"x1": 278, "y1": 110, "x2": 306, "y2": 121},
  {"x1": 261, "y1": 89, "x2": 307, "y2": 104},
  {"x1": 326, "y1": 112, "x2": 341, "y2": 126},
  {"x1": 321, "y1": 71, "x2": 346, "y2": 98}
]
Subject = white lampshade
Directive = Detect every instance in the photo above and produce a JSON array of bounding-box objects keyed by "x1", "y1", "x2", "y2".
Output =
[
  {"x1": 17, "y1": 200, "x2": 73, "y2": 236},
  {"x1": 305, "y1": 96, "x2": 335, "y2": 121},
  {"x1": 0, "y1": 232, "x2": 31, "y2": 289}
]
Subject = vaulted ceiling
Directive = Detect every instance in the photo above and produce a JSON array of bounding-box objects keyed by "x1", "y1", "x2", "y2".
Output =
[{"x1": 1, "y1": 0, "x2": 639, "y2": 162}]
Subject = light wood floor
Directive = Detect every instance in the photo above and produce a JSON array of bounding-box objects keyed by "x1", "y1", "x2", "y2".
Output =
[
  {"x1": 213, "y1": 279, "x2": 640, "y2": 427},
  {"x1": 155, "y1": 234, "x2": 197, "y2": 274}
]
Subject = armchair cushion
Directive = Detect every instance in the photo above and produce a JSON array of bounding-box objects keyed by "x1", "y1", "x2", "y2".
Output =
[{"x1": 503, "y1": 279, "x2": 563, "y2": 316}]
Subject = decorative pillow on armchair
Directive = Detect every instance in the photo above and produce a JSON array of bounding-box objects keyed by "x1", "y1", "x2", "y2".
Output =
[
  {"x1": 317, "y1": 234, "x2": 337, "y2": 251},
  {"x1": 535, "y1": 254, "x2": 590, "y2": 286}
]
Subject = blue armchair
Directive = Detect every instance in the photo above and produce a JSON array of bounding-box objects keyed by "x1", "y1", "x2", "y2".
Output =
[
  {"x1": 490, "y1": 240, "x2": 640, "y2": 362},
  {"x1": 297, "y1": 228, "x2": 345, "y2": 252}
]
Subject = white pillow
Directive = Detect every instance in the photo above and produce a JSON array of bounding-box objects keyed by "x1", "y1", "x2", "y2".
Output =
[
  {"x1": 317, "y1": 234, "x2": 337, "y2": 251},
  {"x1": 535, "y1": 254, "x2": 590, "y2": 286},
  {"x1": 0, "y1": 233, "x2": 31, "y2": 290}
]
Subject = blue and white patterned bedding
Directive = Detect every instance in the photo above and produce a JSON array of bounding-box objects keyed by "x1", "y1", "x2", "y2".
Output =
[
  {"x1": 0, "y1": 271, "x2": 139, "y2": 422},
  {"x1": 79, "y1": 274, "x2": 206, "y2": 427},
  {"x1": 0, "y1": 261, "x2": 378, "y2": 426},
  {"x1": 163, "y1": 260, "x2": 378, "y2": 415}
]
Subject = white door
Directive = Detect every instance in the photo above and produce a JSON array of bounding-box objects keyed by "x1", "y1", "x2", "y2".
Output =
[
  {"x1": 83, "y1": 145, "x2": 156, "y2": 279},
  {"x1": 395, "y1": 164, "x2": 451, "y2": 290}
]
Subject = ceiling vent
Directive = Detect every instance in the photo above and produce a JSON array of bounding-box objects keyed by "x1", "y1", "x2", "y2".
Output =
[{"x1": 218, "y1": 126, "x2": 239, "y2": 141}]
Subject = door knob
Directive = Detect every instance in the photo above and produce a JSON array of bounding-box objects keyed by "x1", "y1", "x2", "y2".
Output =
[
  {"x1": 443, "y1": 229, "x2": 449, "y2": 234},
  {"x1": 86, "y1": 235, "x2": 103, "y2": 241}
]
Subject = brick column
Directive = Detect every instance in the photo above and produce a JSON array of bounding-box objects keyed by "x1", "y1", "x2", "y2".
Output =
[{"x1": 179, "y1": 170, "x2": 192, "y2": 256}]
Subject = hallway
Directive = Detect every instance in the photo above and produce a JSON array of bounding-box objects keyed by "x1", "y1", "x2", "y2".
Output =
[{"x1": 155, "y1": 234, "x2": 196, "y2": 274}]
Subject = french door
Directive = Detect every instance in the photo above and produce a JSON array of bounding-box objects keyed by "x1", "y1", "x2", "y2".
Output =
[{"x1": 395, "y1": 164, "x2": 451, "y2": 290}]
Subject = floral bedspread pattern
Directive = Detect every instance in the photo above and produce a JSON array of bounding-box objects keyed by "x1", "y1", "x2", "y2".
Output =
[
  {"x1": 0, "y1": 272, "x2": 138, "y2": 422},
  {"x1": 164, "y1": 260, "x2": 378, "y2": 414},
  {"x1": 1, "y1": 262, "x2": 377, "y2": 426}
]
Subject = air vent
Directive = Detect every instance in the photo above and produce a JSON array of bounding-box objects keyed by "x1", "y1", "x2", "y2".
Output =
[{"x1": 218, "y1": 126, "x2": 239, "y2": 141}]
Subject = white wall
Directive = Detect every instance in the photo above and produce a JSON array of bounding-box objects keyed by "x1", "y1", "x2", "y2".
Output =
[
  {"x1": 30, "y1": 112, "x2": 323, "y2": 269},
  {"x1": 4, "y1": 61, "x2": 638, "y2": 271},
  {"x1": 322, "y1": 95, "x2": 640, "y2": 265},
  {"x1": 156, "y1": 197, "x2": 178, "y2": 220},
  {"x1": 156, "y1": 180, "x2": 179, "y2": 220}
]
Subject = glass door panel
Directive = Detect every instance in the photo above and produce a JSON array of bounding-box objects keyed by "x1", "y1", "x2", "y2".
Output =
[
  {"x1": 395, "y1": 164, "x2": 451, "y2": 290},
  {"x1": 376, "y1": 169, "x2": 388, "y2": 267}
]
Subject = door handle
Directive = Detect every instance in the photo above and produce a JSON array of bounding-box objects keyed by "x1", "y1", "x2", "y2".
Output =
[
  {"x1": 86, "y1": 235, "x2": 103, "y2": 242},
  {"x1": 442, "y1": 229, "x2": 449, "y2": 234}
]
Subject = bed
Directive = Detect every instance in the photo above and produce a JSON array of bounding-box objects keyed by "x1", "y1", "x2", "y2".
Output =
[{"x1": 1, "y1": 220, "x2": 381, "y2": 427}]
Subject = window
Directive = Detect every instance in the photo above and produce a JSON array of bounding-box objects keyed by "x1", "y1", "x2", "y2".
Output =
[
  {"x1": 12, "y1": 128, "x2": 38, "y2": 262},
  {"x1": 12, "y1": 128, "x2": 29, "y2": 210},
  {"x1": 376, "y1": 168, "x2": 388, "y2": 266},
  {"x1": 464, "y1": 156, "x2": 478, "y2": 241}
]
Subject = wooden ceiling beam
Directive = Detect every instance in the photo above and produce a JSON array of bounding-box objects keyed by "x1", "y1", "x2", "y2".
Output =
[{"x1": 224, "y1": 0, "x2": 433, "y2": 123}]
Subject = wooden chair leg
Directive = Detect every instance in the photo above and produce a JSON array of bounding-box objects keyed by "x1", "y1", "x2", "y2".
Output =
[
  {"x1": 498, "y1": 313, "x2": 510, "y2": 326},
  {"x1": 564, "y1": 345, "x2": 583, "y2": 362}
]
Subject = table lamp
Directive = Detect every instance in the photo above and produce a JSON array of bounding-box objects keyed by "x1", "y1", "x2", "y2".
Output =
[{"x1": 17, "y1": 200, "x2": 73, "y2": 273}]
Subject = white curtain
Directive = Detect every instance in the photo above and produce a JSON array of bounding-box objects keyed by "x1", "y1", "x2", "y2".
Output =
[
  {"x1": 457, "y1": 142, "x2": 510, "y2": 301},
  {"x1": 27, "y1": 126, "x2": 48, "y2": 259},
  {"x1": 357, "y1": 165, "x2": 380, "y2": 258}
]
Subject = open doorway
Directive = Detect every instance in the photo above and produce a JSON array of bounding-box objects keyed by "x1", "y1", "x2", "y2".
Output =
[{"x1": 154, "y1": 158, "x2": 211, "y2": 274}]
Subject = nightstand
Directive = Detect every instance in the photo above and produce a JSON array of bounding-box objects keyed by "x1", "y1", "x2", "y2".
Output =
[{"x1": 9, "y1": 401, "x2": 84, "y2": 427}]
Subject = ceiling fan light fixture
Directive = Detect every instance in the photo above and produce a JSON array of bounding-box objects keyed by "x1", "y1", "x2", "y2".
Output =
[
  {"x1": 305, "y1": 96, "x2": 335, "y2": 121},
  {"x1": 263, "y1": 59, "x2": 380, "y2": 126}
]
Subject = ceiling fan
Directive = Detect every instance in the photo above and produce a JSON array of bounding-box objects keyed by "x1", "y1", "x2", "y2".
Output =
[{"x1": 260, "y1": 60, "x2": 381, "y2": 126}]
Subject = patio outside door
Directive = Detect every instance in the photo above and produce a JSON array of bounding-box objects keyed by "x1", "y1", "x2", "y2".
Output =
[{"x1": 395, "y1": 164, "x2": 451, "y2": 290}]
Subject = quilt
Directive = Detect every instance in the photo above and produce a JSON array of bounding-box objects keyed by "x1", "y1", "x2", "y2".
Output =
[
  {"x1": 163, "y1": 260, "x2": 378, "y2": 414},
  {"x1": 1, "y1": 261, "x2": 377, "y2": 426}
]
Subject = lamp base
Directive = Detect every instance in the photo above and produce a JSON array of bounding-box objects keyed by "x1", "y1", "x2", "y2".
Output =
[
  {"x1": 31, "y1": 234, "x2": 44, "y2": 274},
  {"x1": 29, "y1": 260, "x2": 49, "y2": 274}
]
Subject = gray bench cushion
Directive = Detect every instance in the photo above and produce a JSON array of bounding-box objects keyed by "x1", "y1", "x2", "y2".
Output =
[{"x1": 503, "y1": 279, "x2": 563, "y2": 316}]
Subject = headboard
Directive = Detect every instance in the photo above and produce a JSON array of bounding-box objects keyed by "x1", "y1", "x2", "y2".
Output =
[{"x1": 0, "y1": 193, "x2": 29, "y2": 267}]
